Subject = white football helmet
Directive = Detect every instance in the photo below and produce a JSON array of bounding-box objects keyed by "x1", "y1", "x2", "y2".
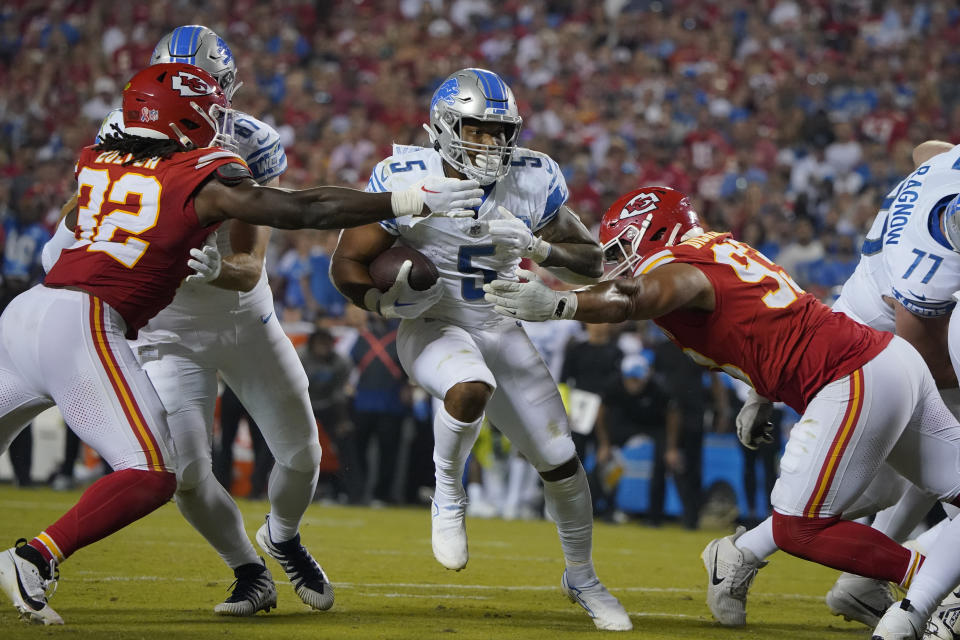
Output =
[{"x1": 425, "y1": 68, "x2": 522, "y2": 186}]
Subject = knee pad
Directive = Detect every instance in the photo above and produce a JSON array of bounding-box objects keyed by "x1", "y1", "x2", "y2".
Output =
[
  {"x1": 176, "y1": 454, "x2": 214, "y2": 493},
  {"x1": 283, "y1": 440, "x2": 323, "y2": 474},
  {"x1": 771, "y1": 511, "x2": 839, "y2": 556},
  {"x1": 528, "y1": 434, "x2": 577, "y2": 473}
]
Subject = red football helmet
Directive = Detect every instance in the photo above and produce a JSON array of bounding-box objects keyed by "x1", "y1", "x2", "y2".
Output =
[
  {"x1": 599, "y1": 186, "x2": 703, "y2": 279},
  {"x1": 121, "y1": 62, "x2": 236, "y2": 151}
]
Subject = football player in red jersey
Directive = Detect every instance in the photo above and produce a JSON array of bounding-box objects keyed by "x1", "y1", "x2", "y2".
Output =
[
  {"x1": 483, "y1": 186, "x2": 960, "y2": 639},
  {"x1": 0, "y1": 62, "x2": 482, "y2": 626}
]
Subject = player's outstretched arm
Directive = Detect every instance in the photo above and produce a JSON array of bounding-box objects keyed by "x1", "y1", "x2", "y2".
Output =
[
  {"x1": 194, "y1": 171, "x2": 482, "y2": 230},
  {"x1": 205, "y1": 175, "x2": 279, "y2": 291},
  {"x1": 483, "y1": 263, "x2": 714, "y2": 323}
]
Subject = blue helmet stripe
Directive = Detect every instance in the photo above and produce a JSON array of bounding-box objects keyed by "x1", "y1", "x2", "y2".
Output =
[
  {"x1": 471, "y1": 69, "x2": 496, "y2": 109},
  {"x1": 169, "y1": 26, "x2": 199, "y2": 63},
  {"x1": 476, "y1": 69, "x2": 506, "y2": 101}
]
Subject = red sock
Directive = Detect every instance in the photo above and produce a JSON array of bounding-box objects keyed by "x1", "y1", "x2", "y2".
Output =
[
  {"x1": 772, "y1": 512, "x2": 923, "y2": 584},
  {"x1": 28, "y1": 469, "x2": 175, "y2": 563}
]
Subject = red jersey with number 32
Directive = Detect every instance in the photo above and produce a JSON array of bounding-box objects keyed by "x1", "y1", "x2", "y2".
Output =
[
  {"x1": 45, "y1": 145, "x2": 244, "y2": 337},
  {"x1": 636, "y1": 232, "x2": 893, "y2": 412}
]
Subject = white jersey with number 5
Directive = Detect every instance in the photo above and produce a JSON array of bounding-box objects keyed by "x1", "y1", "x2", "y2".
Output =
[
  {"x1": 835, "y1": 144, "x2": 960, "y2": 330},
  {"x1": 365, "y1": 145, "x2": 568, "y2": 328}
]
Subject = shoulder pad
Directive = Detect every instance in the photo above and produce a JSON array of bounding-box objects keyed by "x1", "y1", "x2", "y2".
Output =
[{"x1": 213, "y1": 162, "x2": 253, "y2": 186}]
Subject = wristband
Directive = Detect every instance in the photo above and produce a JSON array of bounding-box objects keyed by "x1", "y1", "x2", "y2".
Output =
[
  {"x1": 390, "y1": 189, "x2": 423, "y2": 218},
  {"x1": 555, "y1": 291, "x2": 577, "y2": 320}
]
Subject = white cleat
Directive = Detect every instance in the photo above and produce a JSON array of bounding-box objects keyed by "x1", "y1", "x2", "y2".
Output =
[
  {"x1": 0, "y1": 540, "x2": 63, "y2": 625},
  {"x1": 701, "y1": 526, "x2": 767, "y2": 626},
  {"x1": 561, "y1": 571, "x2": 632, "y2": 631},
  {"x1": 213, "y1": 559, "x2": 277, "y2": 616},
  {"x1": 431, "y1": 497, "x2": 468, "y2": 571},
  {"x1": 256, "y1": 517, "x2": 334, "y2": 611},
  {"x1": 923, "y1": 588, "x2": 960, "y2": 640},
  {"x1": 826, "y1": 572, "x2": 897, "y2": 628},
  {"x1": 872, "y1": 600, "x2": 925, "y2": 640}
]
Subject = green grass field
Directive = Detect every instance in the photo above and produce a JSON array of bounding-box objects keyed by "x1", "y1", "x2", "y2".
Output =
[{"x1": 0, "y1": 486, "x2": 869, "y2": 639}]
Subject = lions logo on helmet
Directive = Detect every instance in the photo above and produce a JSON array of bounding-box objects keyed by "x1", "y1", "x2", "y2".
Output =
[
  {"x1": 151, "y1": 25, "x2": 241, "y2": 100},
  {"x1": 425, "y1": 68, "x2": 522, "y2": 186}
]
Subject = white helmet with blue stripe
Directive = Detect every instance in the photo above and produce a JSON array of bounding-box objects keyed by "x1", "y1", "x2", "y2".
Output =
[
  {"x1": 425, "y1": 68, "x2": 522, "y2": 186},
  {"x1": 151, "y1": 25, "x2": 241, "y2": 100}
]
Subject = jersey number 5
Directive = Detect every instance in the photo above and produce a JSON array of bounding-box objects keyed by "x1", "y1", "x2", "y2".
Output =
[
  {"x1": 76, "y1": 167, "x2": 161, "y2": 268},
  {"x1": 713, "y1": 239, "x2": 805, "y2": 309}
]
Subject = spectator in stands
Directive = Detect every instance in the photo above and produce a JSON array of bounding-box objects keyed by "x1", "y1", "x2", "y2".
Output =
[{"x1": 775, "y1": 216, "x2": 825, "y2": 286}]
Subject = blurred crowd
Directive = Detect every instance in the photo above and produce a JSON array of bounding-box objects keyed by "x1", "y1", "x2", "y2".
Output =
[{"x1": 1, "y1": 0, "x2": 956, "y2": 523}]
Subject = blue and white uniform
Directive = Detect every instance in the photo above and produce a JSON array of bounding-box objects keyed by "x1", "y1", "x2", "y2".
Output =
[
  {"x1": 834, "y1": 145, "x2": 960, "y2": 330},
  {"x1": 365, "y1": 144, "x2": 575, "y2": 469}
]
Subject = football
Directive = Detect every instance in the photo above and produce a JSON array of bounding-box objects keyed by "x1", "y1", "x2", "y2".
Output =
[{"x1": 369, "y1": 245, "x2": 440, "y2": 292}]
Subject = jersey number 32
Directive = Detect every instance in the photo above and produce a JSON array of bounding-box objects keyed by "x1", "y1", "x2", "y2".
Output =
[{"x1": 76, "y1": 167, "x2": 161, "y2": 268}]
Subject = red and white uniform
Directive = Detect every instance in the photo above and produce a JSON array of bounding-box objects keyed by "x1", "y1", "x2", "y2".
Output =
[
  {"x1": 0, "y1": 146, "x2": 240, "y2": 471},
  {"x1": 635, "y1": 232, "x2": 960, "y2": 518}
]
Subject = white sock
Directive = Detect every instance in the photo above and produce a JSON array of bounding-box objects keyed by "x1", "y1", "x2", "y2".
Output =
[
  {"x1": 433, "y1": 405, "x2": 482, "y2": 504},
  {"x1": 175, "y1": 474, "x2": 259, "y2": 569},
  {"x1": 543, "y1": 462, "x2": 595, "y2": 585},
  {"x1": 905, "y1": 514, "x2": 960, "y2": 617},
  {"x1": 735, "y1": 516, "x2": 779, "y2": 561},
  {"x1": 267, "y1": 463, "x2": 318, "y2": 543}
]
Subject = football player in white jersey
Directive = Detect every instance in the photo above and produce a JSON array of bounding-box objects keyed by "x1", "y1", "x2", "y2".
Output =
[
  {"x1": 330, "y1": 68, "x2": 632, "y2": 631},
  {"x1": 701, "y1": 140, "x2": 960, "y2": 635},
  {"x1": 38, "y1": 27, "x2": 470, "y2": 618}
]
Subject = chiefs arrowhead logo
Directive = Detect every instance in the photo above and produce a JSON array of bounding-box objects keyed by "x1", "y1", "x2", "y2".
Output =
[
  {"x1": 618, "y1": 192, "x2": 660, "y2": 220},
  {"x1": 171, "y1": 71, "x2": 214, "y2": 97}
]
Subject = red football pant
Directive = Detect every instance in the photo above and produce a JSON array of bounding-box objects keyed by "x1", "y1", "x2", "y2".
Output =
[
  {"x1": 772, "y1": 512, "x2": 923, "y2": 586},
  {"x1": 28, "y1": 469, "x2": 175, "y2": 563}
]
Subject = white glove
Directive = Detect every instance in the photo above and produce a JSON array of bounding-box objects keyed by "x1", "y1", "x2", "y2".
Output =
[
  {"x1": 185, "y1": 244, "x2": 222, "y2": 284},
  {"x1": 736, "y1": 389, "x2": 775, "y2": 450},
  {"x1": 484, "y1": 206, "x2": 551, "y2": 263},
  {"x1": 482, "y1": 268, "x2": 577, "y2": 322},
  {"x1": 390, "y1": 176, "x2": 484, "y2": 218},
  {"x1": 364, "y1": 260, "x2": 443, "y2": 319}
]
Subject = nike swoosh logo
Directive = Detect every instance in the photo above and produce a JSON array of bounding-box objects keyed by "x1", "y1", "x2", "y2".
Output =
[
  {"x1": 421, "y1": 186, "x2": 441, "y2": 194},
  {"x1": 255, "y1": 133, "x2": 270, "y2": 145},
  {"x1": 711, "y1": 554, "x2": 724, "y2": 586},
  {"x1": 260, "y1": 312, "x2": 274, "y2": 324},
  {"x1": 847, "y1": 593, "x2": 886, "y2": 619},
  {"x1": 908, "y1": 291, "x2": 927, "y2": 301}
]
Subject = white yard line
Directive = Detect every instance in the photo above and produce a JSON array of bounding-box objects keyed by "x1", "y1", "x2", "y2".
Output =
[{"x1": 69, "y1": 572, "x2": 821, "y2": 602}]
